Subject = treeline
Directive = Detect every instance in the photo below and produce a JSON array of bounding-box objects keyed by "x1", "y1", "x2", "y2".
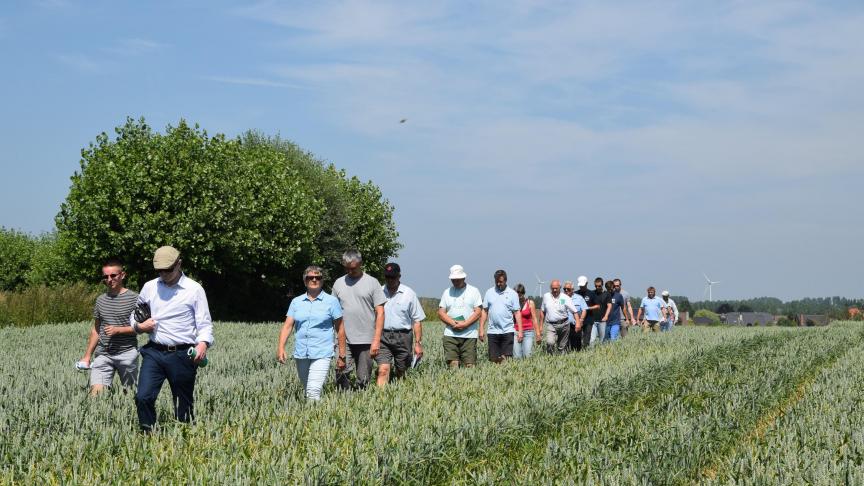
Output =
[
  {"x1": 0, "y1": 118, "x2": 401, "y2": 326},
  {"x1": 689, "y1": 296, "x2": 862, "y2": 319}
]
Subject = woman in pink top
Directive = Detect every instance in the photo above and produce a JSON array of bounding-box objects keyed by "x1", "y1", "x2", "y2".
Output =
[{"x1": 514, "y1": 284, "x2": 539, "y2": 358}]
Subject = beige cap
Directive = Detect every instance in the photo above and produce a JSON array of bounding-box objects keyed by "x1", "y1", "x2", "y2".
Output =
[{"x1": 153, "y1": 246, "x2": 180, "y2": 270}]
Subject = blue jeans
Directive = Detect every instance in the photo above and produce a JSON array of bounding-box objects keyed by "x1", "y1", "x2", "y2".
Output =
[
  {"x1": 135, "y1": 344, "x2": 198, "y2": 432},
  {"x1": 591, "y1": 321, "x2": 607, "y2": 345},
  {"x1": 513, "y1": 330, "x2": 535, "y2": 358},
  {"x1": 605, "y1": 322, "x2": 621, "y2": 341},
  {"x1": 660, "y1": 319, "x2": 673, "y2": 332}
]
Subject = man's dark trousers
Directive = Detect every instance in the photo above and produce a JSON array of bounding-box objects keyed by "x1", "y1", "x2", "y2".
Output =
[{"x1": 135, "y1": 343, "x2": 197, "y2": 431}]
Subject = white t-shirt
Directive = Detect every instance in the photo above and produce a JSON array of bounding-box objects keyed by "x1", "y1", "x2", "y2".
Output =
[{"x1": 439, "y1": 284, "x2": 483, "y2": 338}]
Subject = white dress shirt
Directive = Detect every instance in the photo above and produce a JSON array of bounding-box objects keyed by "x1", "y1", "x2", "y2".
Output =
[{"x1": 133, "y1": 273, "x2": 214, "y2": 347}]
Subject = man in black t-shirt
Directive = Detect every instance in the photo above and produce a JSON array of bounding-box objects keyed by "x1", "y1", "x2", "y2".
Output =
[{"x1": 572, "y1": 276, "x2": 600, "y2": 351}]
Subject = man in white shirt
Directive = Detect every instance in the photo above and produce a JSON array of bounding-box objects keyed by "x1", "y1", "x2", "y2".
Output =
[
  {"x1": 438, "y1": 265, "x2": 483, "y2": 369},
  {"x1": 133, "y1": 246, "x2": 214, "y2": 432},
  {"x1": 661, "y1": 290, "x2": 679, "y2": 331},
  {"x1": 377, "y1": 262, "x2": 425, "y2": 386},
  {"x1": 539, "y1": 280, "x2": 582, "y2": 354}
]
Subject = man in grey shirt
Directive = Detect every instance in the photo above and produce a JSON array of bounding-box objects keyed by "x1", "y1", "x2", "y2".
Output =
[
  {"x1": 78, "y1": 258, "x2": 139, "y2": 396},
  {"x1": 332, "y1": 250, "x2": 386, "y2": 390}
]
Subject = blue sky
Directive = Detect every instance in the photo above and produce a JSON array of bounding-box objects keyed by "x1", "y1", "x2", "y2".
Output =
[{"x1": 1, "y1": 0, "x2": 862, "y2": 301}]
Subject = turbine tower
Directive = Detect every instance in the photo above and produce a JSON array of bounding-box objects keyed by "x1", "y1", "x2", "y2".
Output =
[
  {"x1": 703, "y1": 273, "x2": 720, "y2": 301},
  {"x1": 534, "y1": 274, "x2": 546, "y2": 299}
]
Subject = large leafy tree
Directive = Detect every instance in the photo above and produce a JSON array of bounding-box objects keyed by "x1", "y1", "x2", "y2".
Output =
[{"x1": 56, "y1": 118, "x2": 400, "y2": 319}]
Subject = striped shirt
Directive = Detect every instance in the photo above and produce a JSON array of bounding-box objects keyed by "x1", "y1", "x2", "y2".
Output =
[{"x1": 93, "y1": 289, "x2": 139, "y2": 355}]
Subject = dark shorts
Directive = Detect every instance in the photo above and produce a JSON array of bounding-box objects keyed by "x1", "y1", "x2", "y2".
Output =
[
  {"x1": 376, "y1": 329, "x2": 413, "y2": 371},
  {"x1": 443, "y1": 335, "x2": 477, "y2": 365},
  {"x1": 487, "y1": 333, "x2": 514, "y2": 361}
]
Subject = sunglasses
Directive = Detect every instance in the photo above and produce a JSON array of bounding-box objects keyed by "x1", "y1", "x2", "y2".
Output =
[
  {"x1": 102, "y1": 273, "x2": 122, "y2": 281},
  {"x1": 563, "y1": 288, "x2": 573, "y2": 291},
  {"x1": 157, "y1": 262, "x2": 178, "y2": 274},
  {"x1": 305, "y1": 275, "x2": 323, "y2": 281}
]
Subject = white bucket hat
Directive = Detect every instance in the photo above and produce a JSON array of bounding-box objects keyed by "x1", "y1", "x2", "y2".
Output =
[{"x1": 448, "y1": 264, "x2": 467, "y2": 279}]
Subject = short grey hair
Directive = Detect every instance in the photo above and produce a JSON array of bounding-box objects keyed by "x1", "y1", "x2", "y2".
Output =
[
  {"x1": 563, "y1": 280, "x2": 574, "y2": 289},
  {"x1": 302, "y1": 265, "x2": 324, "y2": 279},
  {"x1": 341, "y1": 250, "x2": 362, "y2": 265}
]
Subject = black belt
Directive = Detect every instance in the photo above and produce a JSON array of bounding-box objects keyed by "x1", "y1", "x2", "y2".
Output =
[
  {"x1": 546, "y1": 318, "x2": 568, "y2": 325},
  {"x1": 383, "y1": 328, "x2": 411, "y2": 333},
  {"x1": 148, "y1": 342, "x2": 194, "y2": 352}
]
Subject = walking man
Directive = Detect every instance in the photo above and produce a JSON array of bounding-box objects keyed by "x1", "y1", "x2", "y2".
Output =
[
  {"x1": 563, "y1": 280, "x2": 588, "y2": 352},
  {"x1": 133, "y1": 246, "x2": 213, "y2": 432},
  {"x1": 574, "y1": 276, "x2": 600, "y2": 351},
  {"x1": 602, "y1": 280, "x2": 627, "y2": 341},
  {"x1": 377, "y1": 262, "x2": 425, "y2": 386},
  {"x1": 539, "y1": 280, "x2": 582, "y2": 354},
  {"x1": 78, "y1": 258, "x2": 139, "y2": 396},
  {"x1": 637, "y1": 286, "x2": 668, "y2": 332},
  {"x1": 592, "y1": 278, "x2": 610, "y2": 344},
  {"x1": 480, "y1": 270, "x2": 523, "y2": 363},
  {"x1": 438, "y1": 265, "x2": 483, "y2": 368},
  {"x1": 332, "y1": 250, "x2": 386, "y2": 390},
  {"x1": 660, "y1": 290, "x2": 679, "y2": 331},
  {"x1": 613, "y1": 278, "x2": 636, "y2": 337}
]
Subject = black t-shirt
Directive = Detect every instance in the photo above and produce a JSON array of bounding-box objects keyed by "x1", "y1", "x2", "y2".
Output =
[
  {"x1": 596, "y1": 290, "x2": 611, "y2": 321},
  {"x1": 576, "y1": 289, "x2": 599, "y2": 321}
]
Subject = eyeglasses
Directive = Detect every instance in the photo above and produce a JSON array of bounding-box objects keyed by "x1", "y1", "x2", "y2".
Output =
[
  {"x1": 157, "y1": 263, "x2": 178, "y2": 274},
  {"x1": 563, "y1": 288, "x2": 573, "y2": 292},
  {"x1": 305, "y1": 275, "x2": 323, "y2": 281},
  {"x1": 102, "y1": 273, "x2": 122, "y2": 281}
]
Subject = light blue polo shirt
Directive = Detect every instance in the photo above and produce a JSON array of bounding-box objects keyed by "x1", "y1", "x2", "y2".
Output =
[
  {"x1": 287, "y1": 291, "x2": 343, "y2": 359},
  {"x1": 482, "y1": 286, "x2": 521, "y2": 334},
  {"x1": 640, "y1": 296, "x2": 666, "y2": 321},
  {"x1": 567, "y1": 293, "x2": 588, "y2": 324},
  {"x1": 382, "y1": 284, "x2": 426, "y2": 330}
]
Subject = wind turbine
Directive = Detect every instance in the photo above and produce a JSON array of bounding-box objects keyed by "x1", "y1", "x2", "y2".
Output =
[
  {"x1": 534, "y1": 274, "x2": 546, "y2": 299},
  {"x1": 703, "y1": 273, "x2": 720, "y2": 301}
]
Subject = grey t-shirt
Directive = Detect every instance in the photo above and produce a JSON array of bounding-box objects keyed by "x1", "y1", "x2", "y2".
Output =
[
  {"x1": 332, "y1": 273, "x2": 386, "y2": 344},
  {"x1": 93, "y1": 289, "x2": 139, "y2": 355}
]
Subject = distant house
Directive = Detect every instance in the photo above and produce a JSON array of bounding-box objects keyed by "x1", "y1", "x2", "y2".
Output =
[
  {"x1": 693, "y1": 316, "x2": 715, "y2": 325},
  {"x1": 723, "y1": 312, "x2": 775, "y2": 326}
]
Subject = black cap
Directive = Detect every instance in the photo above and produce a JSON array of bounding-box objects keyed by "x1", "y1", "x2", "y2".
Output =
[{"x1": 384, "y1": 262, "x2": 401, "y2": 277}]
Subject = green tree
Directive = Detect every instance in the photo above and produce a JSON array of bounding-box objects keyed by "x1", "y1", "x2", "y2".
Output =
[
  {"x1": 694, "y1": 309, "x2": 722, "y2": 325},
  {"x1": 239, "y1": 132, "x2": 401, "y2": 281},
  {"x1": 55, "y1": 118, "x2": 400, "y2": 320},
  {"x1": 0, "y1": 228, "x2": 36, "y2": 291}
]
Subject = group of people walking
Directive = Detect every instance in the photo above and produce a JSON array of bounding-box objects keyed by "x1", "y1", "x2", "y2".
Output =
[{"x1": 78, "y1": 246, "x2": 681, "y2": 431}]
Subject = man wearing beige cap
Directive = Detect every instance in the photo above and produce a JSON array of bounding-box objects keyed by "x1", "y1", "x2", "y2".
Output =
[{"x1": 132, "y1": 246, "x2": 214, "y2": 432}]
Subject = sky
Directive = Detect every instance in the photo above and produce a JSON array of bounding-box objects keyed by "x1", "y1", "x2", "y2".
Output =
[{"x1": 1, "y1": 0, "x2": 862, "y2": 301}]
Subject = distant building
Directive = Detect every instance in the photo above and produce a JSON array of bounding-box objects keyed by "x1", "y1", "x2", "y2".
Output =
[
  {"x1": 693, "y1": 316, "x2": 715, "y2": 325},
  {"x1": 723, "y1": 312, "x2": 775, "y2": 326}
]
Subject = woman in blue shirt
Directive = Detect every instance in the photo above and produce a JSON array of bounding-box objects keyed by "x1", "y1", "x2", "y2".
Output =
[{"x1": 277, "y1": 266, "x2": 345, "y2": 401}]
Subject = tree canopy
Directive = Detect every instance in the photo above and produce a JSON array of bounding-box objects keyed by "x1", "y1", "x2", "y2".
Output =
[{"x1": 55, "y1": 118, "x2": 401, "y2": 320}]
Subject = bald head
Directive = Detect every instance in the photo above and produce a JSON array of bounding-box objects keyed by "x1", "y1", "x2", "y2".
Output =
[{"x1": 550, "y1": 279, "x2": 561, "y2": 296}]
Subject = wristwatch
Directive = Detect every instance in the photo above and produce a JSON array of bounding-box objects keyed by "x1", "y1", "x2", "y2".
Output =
[
  {"x1": 338, "y1": 355, "x2": 346, "y2": 360},
  {"x1": 415, "y1": 341, "x2": 422, "y2": 345}
]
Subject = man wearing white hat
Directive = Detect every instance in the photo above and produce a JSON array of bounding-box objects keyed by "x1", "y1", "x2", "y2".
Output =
[
  {"x1": 132, "y1": 246, "x2": 214, "y2": 432},
  {"x1": 660, "y1": 290, "x2": 679, "y2": 332},
  {"x1": 437, "y1": 265, "x2": 482, "y2": 368},
  {"x1": 573, "y1": 275, "x2": 601, "y2": 351}
]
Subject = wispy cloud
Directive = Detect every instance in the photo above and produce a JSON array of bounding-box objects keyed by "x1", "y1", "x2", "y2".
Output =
[
  {"x1": 56, "y1": 53, "x2": 102, "y2": 73},
  {"x1": 204, "y1": 75, "x2": 307, "y2": 89},
  {"x1": 102, "y1": 37, "x2": 166, "y2": 56},
  {"x1": 234, "y1": 0, "x2": 864, "y2": 183}
]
